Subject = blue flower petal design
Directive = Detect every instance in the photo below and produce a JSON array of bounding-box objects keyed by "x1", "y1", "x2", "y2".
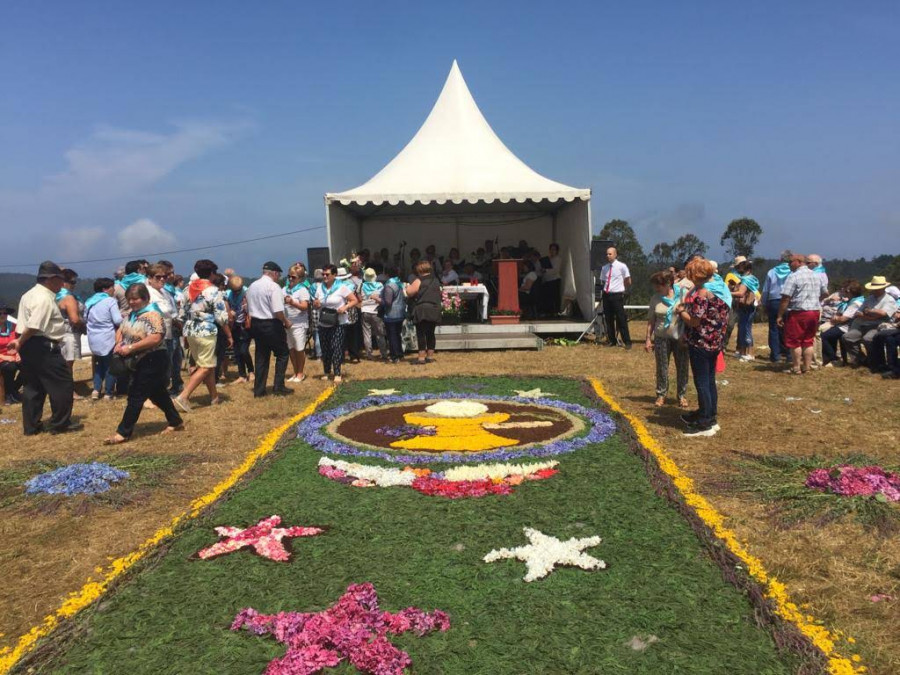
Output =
[{"x1": 25, "y1": 462, "x2": 130, "y2": 496}]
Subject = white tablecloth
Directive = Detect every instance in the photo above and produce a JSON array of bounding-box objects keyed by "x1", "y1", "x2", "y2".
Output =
[{"x1": 442, "y1": 284, "x2": 490, "y2": 321}]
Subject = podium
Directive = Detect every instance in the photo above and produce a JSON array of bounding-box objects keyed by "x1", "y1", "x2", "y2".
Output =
[{"x1": 492, "y1": 259, "x2": 522, "y2": 314}]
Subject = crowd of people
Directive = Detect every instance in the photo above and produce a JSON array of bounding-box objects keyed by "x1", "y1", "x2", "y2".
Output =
[{"x1": 1, "y1": 244, "x2": 895, "y2": 444}]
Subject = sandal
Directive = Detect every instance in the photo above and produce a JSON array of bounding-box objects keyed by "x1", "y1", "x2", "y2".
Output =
[
  {"x1": 320, "y1": 374, "x2": 332, "y2": 381},
  {"x1": 654, "y1": 397, "x2": 665, "y2": 407},
  {"x1": 103, "y1": 434, "x2": 128, "y2": 445},
  {"x1": 159, "y1": 424, "x2": 185, "y2": 435},
  {"x1": 333, "y1": 375, "x2": 343, "y2": 384},
  {"x1": 785, "y1": 368, "x2": 803, "y2": 375},
  {"x1": 679, "y1": 397, "x2": 690, "y2": 409}
]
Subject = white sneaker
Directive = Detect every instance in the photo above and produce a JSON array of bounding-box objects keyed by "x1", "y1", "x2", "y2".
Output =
[
  {"x1": 683, "y1": 423, "x2": 718, "y2": 437},
  {"x1": 172, "y1": 396, "x2": 191, "y2": 413},
  {"x1": 287, "y1": 376, "x2": 299, "y2": 383}
]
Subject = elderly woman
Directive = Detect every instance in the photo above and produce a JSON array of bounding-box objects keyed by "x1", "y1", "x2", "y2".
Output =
[
  {"x1": 0, "y1": 305, "x2": 23, "y2": 405},
  {"x1": 729, "y1": 260, "x2": 760, "y2": 361},
  {"x1": 284, "y1": 263, "x2": 311, "y2": 382},
  {"x1": 57, "y1": 268, "x2": 85, "y2": 380},
  {"x1": 105, "y1": 284, "x2": 183, "y2": 444},
  {"x1": 173, "y1": 259, "x2": 230, "y2": 412},
  {"x1": 644, "y1": 270, "x2": 689, "y2": 408},
  {"x1": 226, "y1": 275, "x2": 254, "y2": 383},
  {"x1": 405, "y1": 260, "x2": 442, "y2": 365},
  {"x1": 84, "y1": 277, "x2": 122, "y2": 400},
  {"x1": 820, "y1": 281, "x2": 864, "y2": 367},
  {"x1": 313, "y1": 264, "x2": 359, "y2": 383},
  {"x1": 676, "y1": 258, "x2": 730, "y2": 437},
  {"x1": 381, "y1": 265, "x2": 407, "y2": 363}
]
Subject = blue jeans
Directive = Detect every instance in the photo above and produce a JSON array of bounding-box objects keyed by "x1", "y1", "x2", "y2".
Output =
[
  {"x1": 166, "y1": 338, "x2": 183, "y2": 393},
  {"x1": 688, "y1": 345, "x2": 718, "y2": 426},
  {"x1": 92, "y1": 352, "x2": 117, "y2": 395},
  {"x1": 765, "y1": 299, "x2": 784, "y2": 362},
  {"x1": 737, "y1": 306, "x2": 756, "y2": 348}
]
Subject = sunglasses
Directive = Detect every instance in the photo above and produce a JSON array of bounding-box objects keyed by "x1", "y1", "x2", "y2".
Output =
[
  {"x1": 322, "y1": 272, "x2": 333, "y2": 276},
  {"x1": 152, "y1": 274, "x2": 167, "y2": 280}
]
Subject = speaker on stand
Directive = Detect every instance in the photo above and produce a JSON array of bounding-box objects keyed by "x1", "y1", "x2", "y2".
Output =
[{"x1": 576, "y1": 240, "x2": 614, "y2": 343}]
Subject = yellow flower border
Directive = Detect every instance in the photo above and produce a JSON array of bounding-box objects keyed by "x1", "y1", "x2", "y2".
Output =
[
  {"x1": 0, "y1": 388, "x2": 335, "y2": 675},
  {"x1": 588, "y1": 378, "x2": 864, "y2": 675}
]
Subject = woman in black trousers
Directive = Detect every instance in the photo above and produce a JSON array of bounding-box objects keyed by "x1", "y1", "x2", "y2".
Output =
[
  {"x1": 105, "y1": 284, "x2": 183, "y2": 444},
  {"x1": 404, "y1": 260, "x2": 442, "y2": 365}
]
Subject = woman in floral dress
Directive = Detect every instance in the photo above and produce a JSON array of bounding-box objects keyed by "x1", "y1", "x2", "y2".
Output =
[
  {"x1": 676, "y1": 258, "x2": 729, "y2": 437},
  {"x1": 105, "y1": 283, "x2": 183, "y2": 444}
]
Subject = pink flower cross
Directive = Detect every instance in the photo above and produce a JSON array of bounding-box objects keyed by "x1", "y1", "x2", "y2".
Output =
[
  {"x1": 196, "y1": 515, "x2": 324, "y2": 562},
  {"x1": 232, "y1": 582, "x2": 450, "y2": 674}
]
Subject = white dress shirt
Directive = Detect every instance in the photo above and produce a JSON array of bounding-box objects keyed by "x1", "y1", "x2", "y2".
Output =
[
  {"x1": 600, "y1": 260, "x2": 630, "y2": 293},
  {"x1": 246, "y1": 275, "x2": 286, "y2": 319}
]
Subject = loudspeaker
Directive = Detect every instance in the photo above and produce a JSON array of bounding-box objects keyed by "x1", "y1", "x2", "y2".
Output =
[
  {"x1": 590, "y1": 239, "x2": 614, "y2": 270},
  {"x1": 307, "y1": 247, "x2": 330, "y2": 273}
]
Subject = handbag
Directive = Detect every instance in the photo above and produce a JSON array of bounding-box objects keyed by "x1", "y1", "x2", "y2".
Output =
[
  {"x1": 665, "y1": 318, "x2": 684, "y2": 341},
  {"x1": 109, "y1": 352, "x2": 138, "y2": 377},
  {"x1": 318, "y1": 307, "x2": 339, "y2": 329}
]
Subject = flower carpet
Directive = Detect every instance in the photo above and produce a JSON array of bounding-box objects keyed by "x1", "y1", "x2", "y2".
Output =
[{"x1": 14, "y1": 377, "x2": 822, "y2": 674}]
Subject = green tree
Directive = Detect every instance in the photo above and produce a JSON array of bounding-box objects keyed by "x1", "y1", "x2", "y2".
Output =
[
  {"x1": 649, "y1": 242, "x2": 675, "y2": 268},
  {"x1": 670, "y1": 234, "x2": 708, "y2": 265},
  {"x1": 881, "y1": 254, "x2": 900, "y2": 284},
  {"x1": 595, "y1": 219, "x2": 647, "y2": 266},
  {"x1": 720, "y1": 218, "x2": 763, "y2": 258}
]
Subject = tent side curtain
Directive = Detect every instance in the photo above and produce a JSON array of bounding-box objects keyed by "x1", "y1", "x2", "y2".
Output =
[
  {"x1": 554, "y1": 200, "x2": 593, "y2": 317},
  {"x1": 326, "y1": 204, "x2": 360, "y2": 263}
]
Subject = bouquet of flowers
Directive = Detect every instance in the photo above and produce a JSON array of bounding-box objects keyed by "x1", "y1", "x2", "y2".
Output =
[{"x1": 441, "y1": 290, "x2": 462, "y2": 318}]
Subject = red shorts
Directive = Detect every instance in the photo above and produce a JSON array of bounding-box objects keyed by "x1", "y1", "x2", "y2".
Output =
[{"x1": 784, "y1": 310, "x2": 819, "y2": 349}]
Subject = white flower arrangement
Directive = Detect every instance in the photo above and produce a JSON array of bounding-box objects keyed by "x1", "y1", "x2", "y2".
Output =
[
  {"x1": 318, "y1": 457, "x2": 415, "y2": 487},
  {"x1": 483, "y1": 526, "x2": 606, "y2": 582},
  {"x1": 442, "y1": 461, "x2": 558, "y2": 483},
  {"x1": 424, "y1": 400, "x2": 489, "y2": 418}
]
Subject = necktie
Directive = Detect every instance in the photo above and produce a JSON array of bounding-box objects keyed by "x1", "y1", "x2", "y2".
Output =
[{"x1": 605, "y1": 265, "x2": 612, "y2": 293}]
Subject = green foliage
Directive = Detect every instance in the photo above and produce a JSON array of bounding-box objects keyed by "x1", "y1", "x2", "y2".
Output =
[
  {"x1": 650, "y1": 235, "x2": 709, "y2": 269},
  {"x1": 878, "y1": 254, "x2": 900, "y2": 284},
  {"x1": 596, "y1": 219, "x2": 647, "y2": 266},
  {"x1": 38, "y1": 377, "x2": 800, "y2": 675},
  {"x1": 720, "y1": 218, "x2": 763, "y2": 259}
]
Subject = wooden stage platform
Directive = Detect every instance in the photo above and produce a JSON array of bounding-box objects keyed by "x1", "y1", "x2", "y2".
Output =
[{"x1": 434, "y1": 320, "x2": 592, "y2": 351}]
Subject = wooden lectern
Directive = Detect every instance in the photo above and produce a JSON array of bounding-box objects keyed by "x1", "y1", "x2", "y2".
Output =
[{"x1": 492, "y1": 259, "x2": 522, "y2": 314}]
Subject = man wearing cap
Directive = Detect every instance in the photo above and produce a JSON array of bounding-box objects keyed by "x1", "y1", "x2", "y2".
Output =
[
  {"x1": 841, "y1": 276, "x2": 897, "y2": 367},
  {"x1": 7, "y1": 261, "x2": 81, "y2": 434},
  {"x1": 776, "y1": 254, "x2": 829, "y2": 374},
  {"x1": 246, "y1": 262, "x2": 292, "y2": 398}
]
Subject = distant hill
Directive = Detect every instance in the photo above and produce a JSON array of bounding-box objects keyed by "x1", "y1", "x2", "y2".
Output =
[{"x1": 0, "y1": 273, "x2": 95, "y2": 311}]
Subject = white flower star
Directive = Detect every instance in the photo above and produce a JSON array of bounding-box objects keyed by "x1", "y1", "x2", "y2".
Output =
[
  {"x1": 367, "y1": 388, "x2": 400, "y2": 396},
  {"x1": 483, "y1": 527, "x2": 606, "y2": 582},
  {"x1": 512, "y1": 388, "x2": 556, "y2": 399}
]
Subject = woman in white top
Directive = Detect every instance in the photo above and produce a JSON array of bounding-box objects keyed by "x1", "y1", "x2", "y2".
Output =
[
  {"x1": 440, "y1": 260, "x2": 460, "y2": 286},
  {"x1": 284, "y1": 263, "x2": 311, "y2": 382},
  {"x1": 313, "y1": 264, "x2": 359, "y2": 383}
]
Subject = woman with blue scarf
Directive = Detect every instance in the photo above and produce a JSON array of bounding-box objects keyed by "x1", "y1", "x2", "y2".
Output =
[
  {"x1": 730, "y1": 260, "x2": 760, "y2": 361},
  {"x1": 84, "y1": 278, "x2": 122, "y2": 400},
  {"x1": 105, "y1": 283, "x2": 183, "y2": 444},
  {"x1": 644, "y1": 270, "x2": 689, "y2": 408},
  {"x1": 360, "y1": 268, "x2": 388, "y2": 360},
  {"x1": 381, "y1": 266, "x2": 407, "y2": 363}
]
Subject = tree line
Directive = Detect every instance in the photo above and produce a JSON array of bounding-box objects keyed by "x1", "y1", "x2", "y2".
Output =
[{"x1": 593, "y1": 218, "x2": 899, "y2": 305}]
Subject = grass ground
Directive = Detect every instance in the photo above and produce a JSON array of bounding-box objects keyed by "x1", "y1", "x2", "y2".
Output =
[
  {"x1": 0, "y1": 323, "x2": 897, "y2": 672},
  {"x1": 27, "y1": 377, "x2": 802, "y2": 674}
]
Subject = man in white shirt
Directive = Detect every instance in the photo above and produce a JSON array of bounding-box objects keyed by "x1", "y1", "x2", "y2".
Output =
[
  {"x1": 246, "y1": 261, "x2": 292, "y2": 398},
  {"x1": 599, "y1": 246, "x2": 632, "y2": 348}
]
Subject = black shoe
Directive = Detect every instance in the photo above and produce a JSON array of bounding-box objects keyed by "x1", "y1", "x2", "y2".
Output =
[
  {"x1": 253, "y1": 392, "x2": 268, "y2": 398},
  {"x1": 24, "y1": 422, "x2": 44, "y2": 436},
  {"x1": 883, "y1": 371, "x2": 900, "y2": 380},
  {"x1": 272, "y1": 387, "x2": 293, "y2": 396},
  {"x1": 623, "y1": 343, "x2": 633, "y2": 350},
  {"x1": 50, "y1": 422, "x2": 84, "y2": 435},
  {"x1": 683, "y1": 421, "x2": 719, "y2": 437},
  {"x1": 680, "y1": 410, "x2": 702, "y2": 424}
]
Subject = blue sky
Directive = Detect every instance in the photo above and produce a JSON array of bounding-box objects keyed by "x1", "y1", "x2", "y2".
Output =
[{"x1": 1, "y1": 1, "x2": 898, "y2": 276}]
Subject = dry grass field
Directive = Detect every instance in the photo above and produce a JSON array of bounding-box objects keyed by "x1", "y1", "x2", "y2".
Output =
[{"x1": 1, "y1": 323, "x2": 898, "y2": 673}]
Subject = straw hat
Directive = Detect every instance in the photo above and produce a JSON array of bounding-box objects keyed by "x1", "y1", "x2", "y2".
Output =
[
  {"x1": 335, "y1": 267, "x2": 351, "y2": 280},
  {"x1": 732, "y1": 255, "x2": 749, "y2": 267},
  {"x1": 363, "y1": 267, "x2": 377, "y2": 282},
  {"x1": 864, "y1": 275, "x2": 890, "y2": 291}
]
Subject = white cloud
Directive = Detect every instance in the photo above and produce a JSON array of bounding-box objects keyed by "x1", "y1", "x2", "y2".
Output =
[
  {"x1": 117, "y1": 218, "x2": 177, "y2": 255},
  {"x1": 43, "y1": 120, "x2": 251, "y2": 201},
  {"x1": 58, "y1": 226, "x2": 105, "y2": 261}
]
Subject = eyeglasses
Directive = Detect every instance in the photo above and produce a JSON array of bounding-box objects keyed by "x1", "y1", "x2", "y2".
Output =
[{"x1": 152, "y1": 275, "x2": 167, "y2": 280}]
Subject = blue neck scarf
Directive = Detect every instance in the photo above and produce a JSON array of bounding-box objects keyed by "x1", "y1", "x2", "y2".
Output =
[
  {"x1": 84, "y1": 292, "x2": 109, "y2": 311},
  {"x1": 771, "y1": 263, "x2": 792, "y2": 281},
  {"x1": 740, "y1": 274, "x2": 760, "y2": 294},
  {"x1": 116, "y1": 273, "x2": 147, "y2": 291},
  {"x1": 361, "y1": 280, "x2": 383, "y2": 296},
  {"x1": 164, "y1": 282, "x2": 178, "y2": 296},
  {"x1": 129, "y1": 302, "x2": 160, "y2": 324},
  {"x1": 660, "y1": 286, "x2": 683, "y2": 327},
  {"x1": 703, "y1": 274, "x2": 733, "y2": 305},
  {"x1": 837, "y1": 295, "x2": 865, "y2": 314},
  {"x1": 56, "y1": 287, "x2": 72, "y2": 302},
  {"x1": 812, "y1": 265, "x2": 826, "y2": 274},
  {"x1": 226, "y1": 288, "x2": 245, "y2": 310},
  {"x1": 286, "y1": 282, "x2": 306, "y2": 295},
  {"x1": 0, "y1": 320, "x2": 12, "y2": 338}
]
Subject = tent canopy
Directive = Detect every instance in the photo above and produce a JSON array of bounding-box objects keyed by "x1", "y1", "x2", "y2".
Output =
[
  {"x1": 325, "y1": 61, "x2": 590, "y2": 208},
  {"x1": 324, "y1": 61, "x2": 594, "y2": 316}
]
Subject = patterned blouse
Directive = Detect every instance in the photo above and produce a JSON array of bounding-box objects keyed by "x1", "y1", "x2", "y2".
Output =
[
  {"x1": 685, "y1": 291, "x2": 729, "y2": 352},
  {"x1": 180, "y1": 284, "x2": 229, "y2": 338},
  {"x1": 121, "y1": 307, "x2": 166, "y2": 353}
]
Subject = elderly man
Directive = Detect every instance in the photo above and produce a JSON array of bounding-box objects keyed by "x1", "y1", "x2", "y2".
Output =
[
  {"x1": 761, "y1": 250, "x2": 794, "y2": 362},
  {"x1": 776, "y1": 254, "x2": 828, "y2": 374},
  {"x1": 841, "y1": 276, "x2": 897, "y2": 368},
  {"x1": 807, "y1": 254, "x2": 828, "y2": 289},
  {"x1": 8, "y1": 261, "x2": 81, "y2": 435},
  {"x1": 599, "y1": 246, "x2": 632, "y2": 348},
  {"x1": 246, "y1": 261, "x2": 292, "y2": 398}
]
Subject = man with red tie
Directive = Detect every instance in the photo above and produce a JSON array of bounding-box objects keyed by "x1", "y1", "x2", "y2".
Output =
[{"x1": 600, "y1": 246, "x2": 632, "y2": 349}]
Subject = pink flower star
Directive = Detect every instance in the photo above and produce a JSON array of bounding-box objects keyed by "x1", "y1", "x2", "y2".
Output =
[
  {"x1": 232, "y1": 582, "x2": 450, "y2": 675},
  {"x1": 196, "y1": 515, "x2": 324, "y2": 562}
]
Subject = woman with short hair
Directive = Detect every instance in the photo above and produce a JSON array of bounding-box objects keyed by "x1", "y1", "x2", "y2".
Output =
[
  {"x1": 729, "y1": 260, "x2": 760, "y2": 361},
  {"x1": 405, "y1": 260, "x2": 442, "y2": 366},
  {"x1": 821, "y1": 280, "x2": 865, "y2": 367},
  {"x1": 675, "y1": 258, "x2": 730, "y2": 437},
  {"x1": 644, "y1": 270, "x2": 689, "y2": 408},
  {"x1": 105, "y1": 283, "x2": 183, "y2": 444},
  {"x1": 226, "y1": 275, "x2": 253, "y2": 383},
  {"x1": 57, "y1": 268, "x2": 85, "y2": 382},
  {"x1": 284, "y1": 263, "x2": 311, "y2": 382},
  {"x1": 173, "y1": 259, "x2": 230, "y2": 412},
  {"x1": 313, "y1": 264, "x2": 359, "y2": 383},
  {"x1": 381, "y1": 265, "x2": 407, "y2": 363},
  {"x1": 84, "y1": 277, "x2": 122, "y2": 400}
]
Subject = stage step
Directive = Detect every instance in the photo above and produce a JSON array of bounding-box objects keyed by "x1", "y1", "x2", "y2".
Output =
[
  {"x1": 436, "y1": 321, "x2": 590, "y2": 336},
  {"x1": 435, "y1": 331, "x2": 543, "y2": 351}
]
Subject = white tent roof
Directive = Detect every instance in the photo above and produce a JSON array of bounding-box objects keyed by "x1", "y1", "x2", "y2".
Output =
[{"x1": 325, "y1": 61, "x2": 590, "y2": 207}]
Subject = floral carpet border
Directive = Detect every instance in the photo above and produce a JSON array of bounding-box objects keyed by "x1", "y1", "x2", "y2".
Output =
[
  {"x1": 0, "y1": 388, "x2": 336, "y2": 675},
  {"x1": 586, "y1": 378, "x2": 863, "y2": 675}
]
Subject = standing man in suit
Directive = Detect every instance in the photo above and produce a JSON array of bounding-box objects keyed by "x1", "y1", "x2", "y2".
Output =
[{"x1": 600, "y1": 246, "x2": 632, "y2": 349}]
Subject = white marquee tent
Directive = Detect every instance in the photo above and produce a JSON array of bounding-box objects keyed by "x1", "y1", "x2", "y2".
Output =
[{"x1": 324, "y1": 61, "x2": 594, "y2": 316}]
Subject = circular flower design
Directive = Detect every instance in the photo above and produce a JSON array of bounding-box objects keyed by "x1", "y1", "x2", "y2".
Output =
[
  {"x1": 424, "y1": 400, "x2": 488, "y2": 417},
  {"x1": 297, "y1": 393, "x2": 615, "y2": 465}
]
